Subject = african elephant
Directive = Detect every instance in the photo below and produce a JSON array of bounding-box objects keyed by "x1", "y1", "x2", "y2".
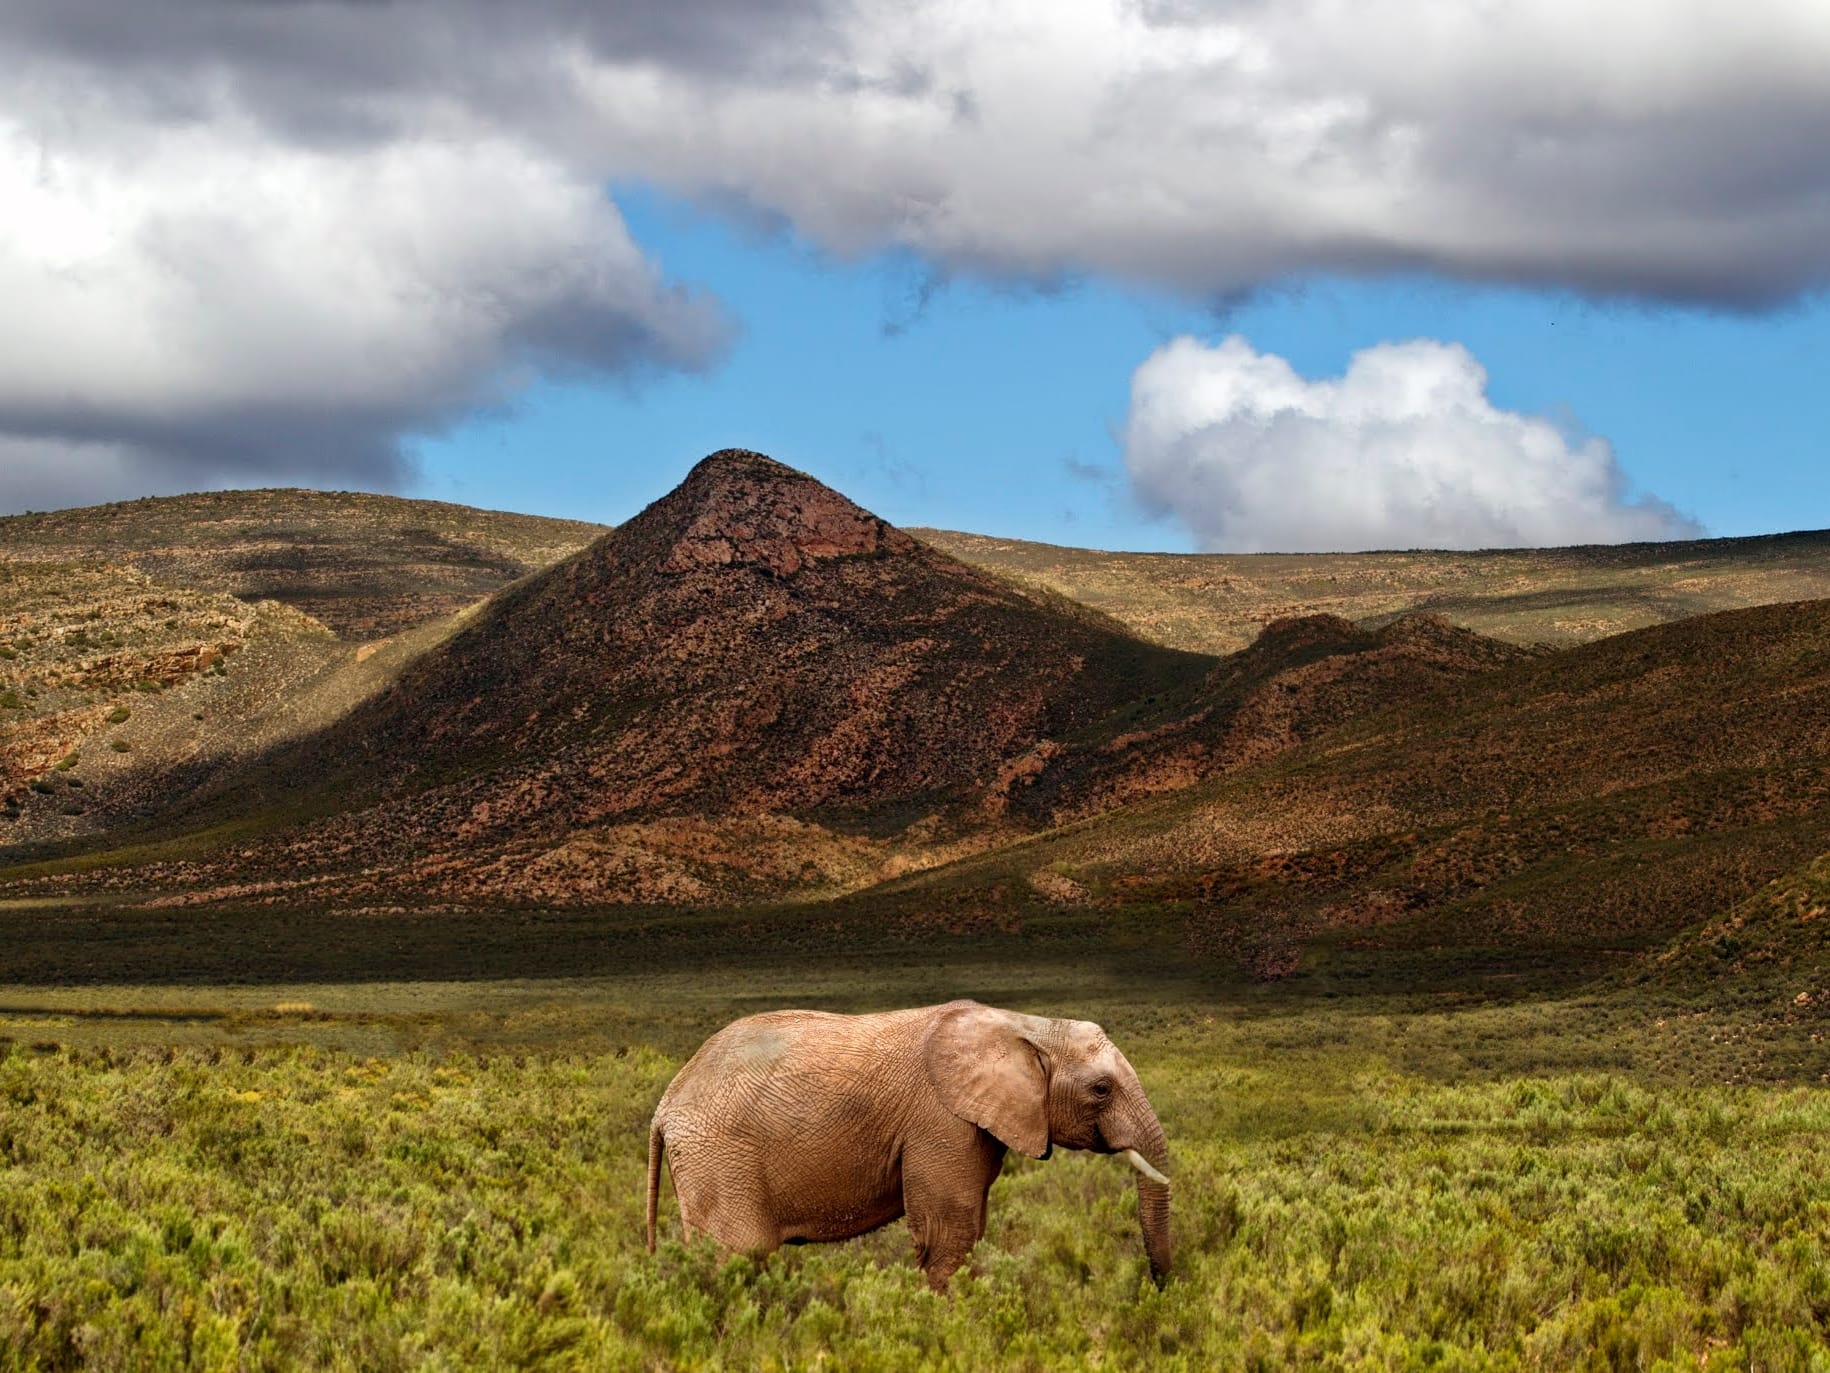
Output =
[{"x1": 645, "y1": 999, "x2": 1171, "y2": 1290}]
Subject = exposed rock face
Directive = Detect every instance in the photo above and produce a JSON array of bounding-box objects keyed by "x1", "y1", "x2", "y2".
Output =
[{"x1": 654, "y1": 450, "x2": 917, "y2": 576}]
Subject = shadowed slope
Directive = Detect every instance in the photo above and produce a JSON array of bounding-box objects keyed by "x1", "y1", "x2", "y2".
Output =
[
  {"x1": 1644, "y1": 851, "x2": 1830, "y2": 998},
  {"x1": 1018, "y1": 612, "x2": 1540, "y2": 822},
  {"x1": 862, "y1": 598, "x2": 1830, "y2": 973}
]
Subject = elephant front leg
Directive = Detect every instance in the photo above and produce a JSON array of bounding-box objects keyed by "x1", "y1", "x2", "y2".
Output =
[
  {"x1": 902, "y1": 1126, "x2": 1005, "y2": 1291},
  {"x1": 907, "y1": 1204, "x2": 988, "y2": 1291}
]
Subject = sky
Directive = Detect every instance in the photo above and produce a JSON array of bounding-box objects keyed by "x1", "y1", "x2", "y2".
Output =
[{"x1": 3, "y1": 1, "x2": 1828, "y2": 553}]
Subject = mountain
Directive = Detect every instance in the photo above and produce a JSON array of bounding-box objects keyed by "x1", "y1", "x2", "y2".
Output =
[
  {"x1": 918, "y1": 526, "x2": 1830, "y2": 655},
  {"x1": 15, "y1": 451, "x2": 1209, "y2": 906},
  {"x1": 0, "y1": 488, "x2": 605, "y2": 639}
]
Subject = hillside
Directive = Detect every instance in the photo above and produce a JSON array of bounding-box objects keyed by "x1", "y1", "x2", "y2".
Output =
[
  {"x1": 1643, "y1": 851, "x2": 1830, "y2": 999},
  {"x1": 0, "y1": 488, "x2": 605, "y2": 639},
  {"x1": 860, "y1": 598, "x2": 1830, "y2": 976},
  {"x1": 917, "y1": 526, "x2": 1830, "y2": 655},
  {"x1": 5, "y1": 451, "x2": 1211, "y2": 906},
  {"x1": 8, "y1": 464, "x2": 1830, "y2": 977},
  {"x1": 1015, "y1": 612, "x2": 1541, "y2": 823},
  {"x1": 0, "y1": 558, "x2": 337, "y2": 839}
]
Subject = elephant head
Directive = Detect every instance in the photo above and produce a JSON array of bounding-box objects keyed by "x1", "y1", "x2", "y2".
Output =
[{"x1": 923, "y1": 1001, "x2": 1172, "y2": 1282}]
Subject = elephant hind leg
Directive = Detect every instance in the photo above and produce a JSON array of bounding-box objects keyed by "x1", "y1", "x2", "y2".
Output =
[{"x1": 683, "y1": 1195, "x2": 783, "y2": 1257}]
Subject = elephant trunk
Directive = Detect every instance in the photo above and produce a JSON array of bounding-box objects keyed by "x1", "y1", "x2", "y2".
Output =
[
  {"x1": 1108, "y1": 1091, "x2": 1172, "y2": 1285},
  {"x1": 1133, "y1": 1116, "x2": 1172, "y2": 1286}
]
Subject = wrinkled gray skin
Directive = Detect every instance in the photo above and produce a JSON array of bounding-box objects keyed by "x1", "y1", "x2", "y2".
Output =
[{"x1": 647, "y1": 1000, "x2": 1171, "y2": 1290}]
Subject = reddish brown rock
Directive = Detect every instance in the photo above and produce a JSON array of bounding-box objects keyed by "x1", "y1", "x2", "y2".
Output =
[
  {"x1": 151, "y1": 449, "x2": 1211, "y2": 905},
  {"x1": 655, "y1": 450, "x2": 917, "y2": 576}
]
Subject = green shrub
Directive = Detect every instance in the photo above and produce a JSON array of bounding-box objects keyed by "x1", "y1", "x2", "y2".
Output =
[
  {"x1": 0, "y1": 690, "x2": 23, "y2": 710},
  {"x1": 0, "y1": 1035, "x2": 1827, "y2": 1368},
  {"x1": 106, "y1": 704, "x2": 131, "y2": 724},
  {"x1": 109, "y1": 739, "x2": 131, "y2": 753},
  {"x1": 54, "y1": 753, "x2": 79, "y2": 771}
]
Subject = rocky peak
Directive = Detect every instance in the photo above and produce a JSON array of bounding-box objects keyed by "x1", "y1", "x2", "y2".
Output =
[{"x1": 649, "y1": 449, "x2": 917, "y2": 577}]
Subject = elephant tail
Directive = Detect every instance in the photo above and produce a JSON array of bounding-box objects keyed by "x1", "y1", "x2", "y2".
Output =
[{"x1": 646, "y1": 1117, "x2": 665, "y2": 1254}]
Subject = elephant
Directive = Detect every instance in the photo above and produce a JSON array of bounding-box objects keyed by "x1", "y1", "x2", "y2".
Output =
[{"x1": 645, "y1": 999, "x2": 1171, "y2": 1290}]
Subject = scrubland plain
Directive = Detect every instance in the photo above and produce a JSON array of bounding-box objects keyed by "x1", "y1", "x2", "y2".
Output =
[
  {"x1": 4, "y1": 929, "x2": 1830, "y2": 1370},
  {"x1": 6, "y1": 466, "x2": 1830, "y2": 1367}
]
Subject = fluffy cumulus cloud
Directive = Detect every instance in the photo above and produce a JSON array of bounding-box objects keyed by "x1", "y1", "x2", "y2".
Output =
[
  {"x1": 3, "y1": 0, "x2": 1829, "y2": 509},
  {"x1": 0, "y1": 8, "x2": 736, "y2": 511},
  {"x1": 1124, "y1": 336, "x2": 1700, "y2": 552}
]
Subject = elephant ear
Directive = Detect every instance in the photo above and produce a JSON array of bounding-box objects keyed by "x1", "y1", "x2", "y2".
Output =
[{"x1": 922, "y1": 1002, "x2": 1050, "y2": 1158}]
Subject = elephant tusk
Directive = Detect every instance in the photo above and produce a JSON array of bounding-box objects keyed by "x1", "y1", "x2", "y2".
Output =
[{"x1": 1123, "y1": 1149, "x2": 1170, "y2": 1187}]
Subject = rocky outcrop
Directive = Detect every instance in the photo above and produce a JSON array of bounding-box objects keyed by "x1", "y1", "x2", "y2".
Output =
[{"x1": 654, "y1": 450, "x2": 918, "y2": 576}]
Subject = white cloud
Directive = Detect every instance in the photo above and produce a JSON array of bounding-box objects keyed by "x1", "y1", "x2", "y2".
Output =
[
  {"x1": 3, "y1": 0, "x2": 1829, "y2": 510},
  {"x1": 0, "y1": 67, "x2": 730, "y2": 512},
  {"x1": 1123, "y1": 336, "x2": 1700, "y2": 552},
  {"x1": 572, "y1": 0, "x2": 1830, "y2": 305}
]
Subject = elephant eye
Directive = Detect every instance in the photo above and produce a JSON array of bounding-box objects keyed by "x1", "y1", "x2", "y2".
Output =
[{"x1": 1091, "y1": 1079, "x2": 1113, "y2": 1098}]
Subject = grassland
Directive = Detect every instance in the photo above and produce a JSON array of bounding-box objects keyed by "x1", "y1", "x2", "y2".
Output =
[{"x1": 4, "y1": 940, "x2": 1830, "y2": 1370}]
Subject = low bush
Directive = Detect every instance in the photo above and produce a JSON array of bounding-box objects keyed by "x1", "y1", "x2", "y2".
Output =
[{"x1": 1, "y1": 1040, "x2": 1826, "y2": 1368}]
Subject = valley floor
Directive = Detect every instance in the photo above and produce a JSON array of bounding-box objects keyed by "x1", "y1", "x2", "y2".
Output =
[{"x1": 3, "y1": 946, "x2": 1829, "y2": 1369}]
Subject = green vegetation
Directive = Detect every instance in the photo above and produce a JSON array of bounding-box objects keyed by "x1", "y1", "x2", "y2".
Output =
[
  {"x1": 108, "y1": 739, "x2": 131, "y2": 754},
  {"x1": 53, "y1": 754, "x2": 77, "y2": 773},
  {"x1": 0, "y1": 1029, "x2": 1819, "y2": 1368},
  {"x1": 106, "y1": 705, "x2": 131, "y2": 724},
  {"x1": 0, "y1": 691, "x2": 23, "y2": 711},
  {"x1": 1, "y1": 952, "x2": 1828, "y2": 1370}
]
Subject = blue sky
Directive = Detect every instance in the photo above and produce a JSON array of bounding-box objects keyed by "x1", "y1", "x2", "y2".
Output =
[
  {"x1": 421, "y1": 187, "x2": 1830, "y2": 548},
  {"x1": 6, "y1": 2, "x2": 1829, "y2": 552}
]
